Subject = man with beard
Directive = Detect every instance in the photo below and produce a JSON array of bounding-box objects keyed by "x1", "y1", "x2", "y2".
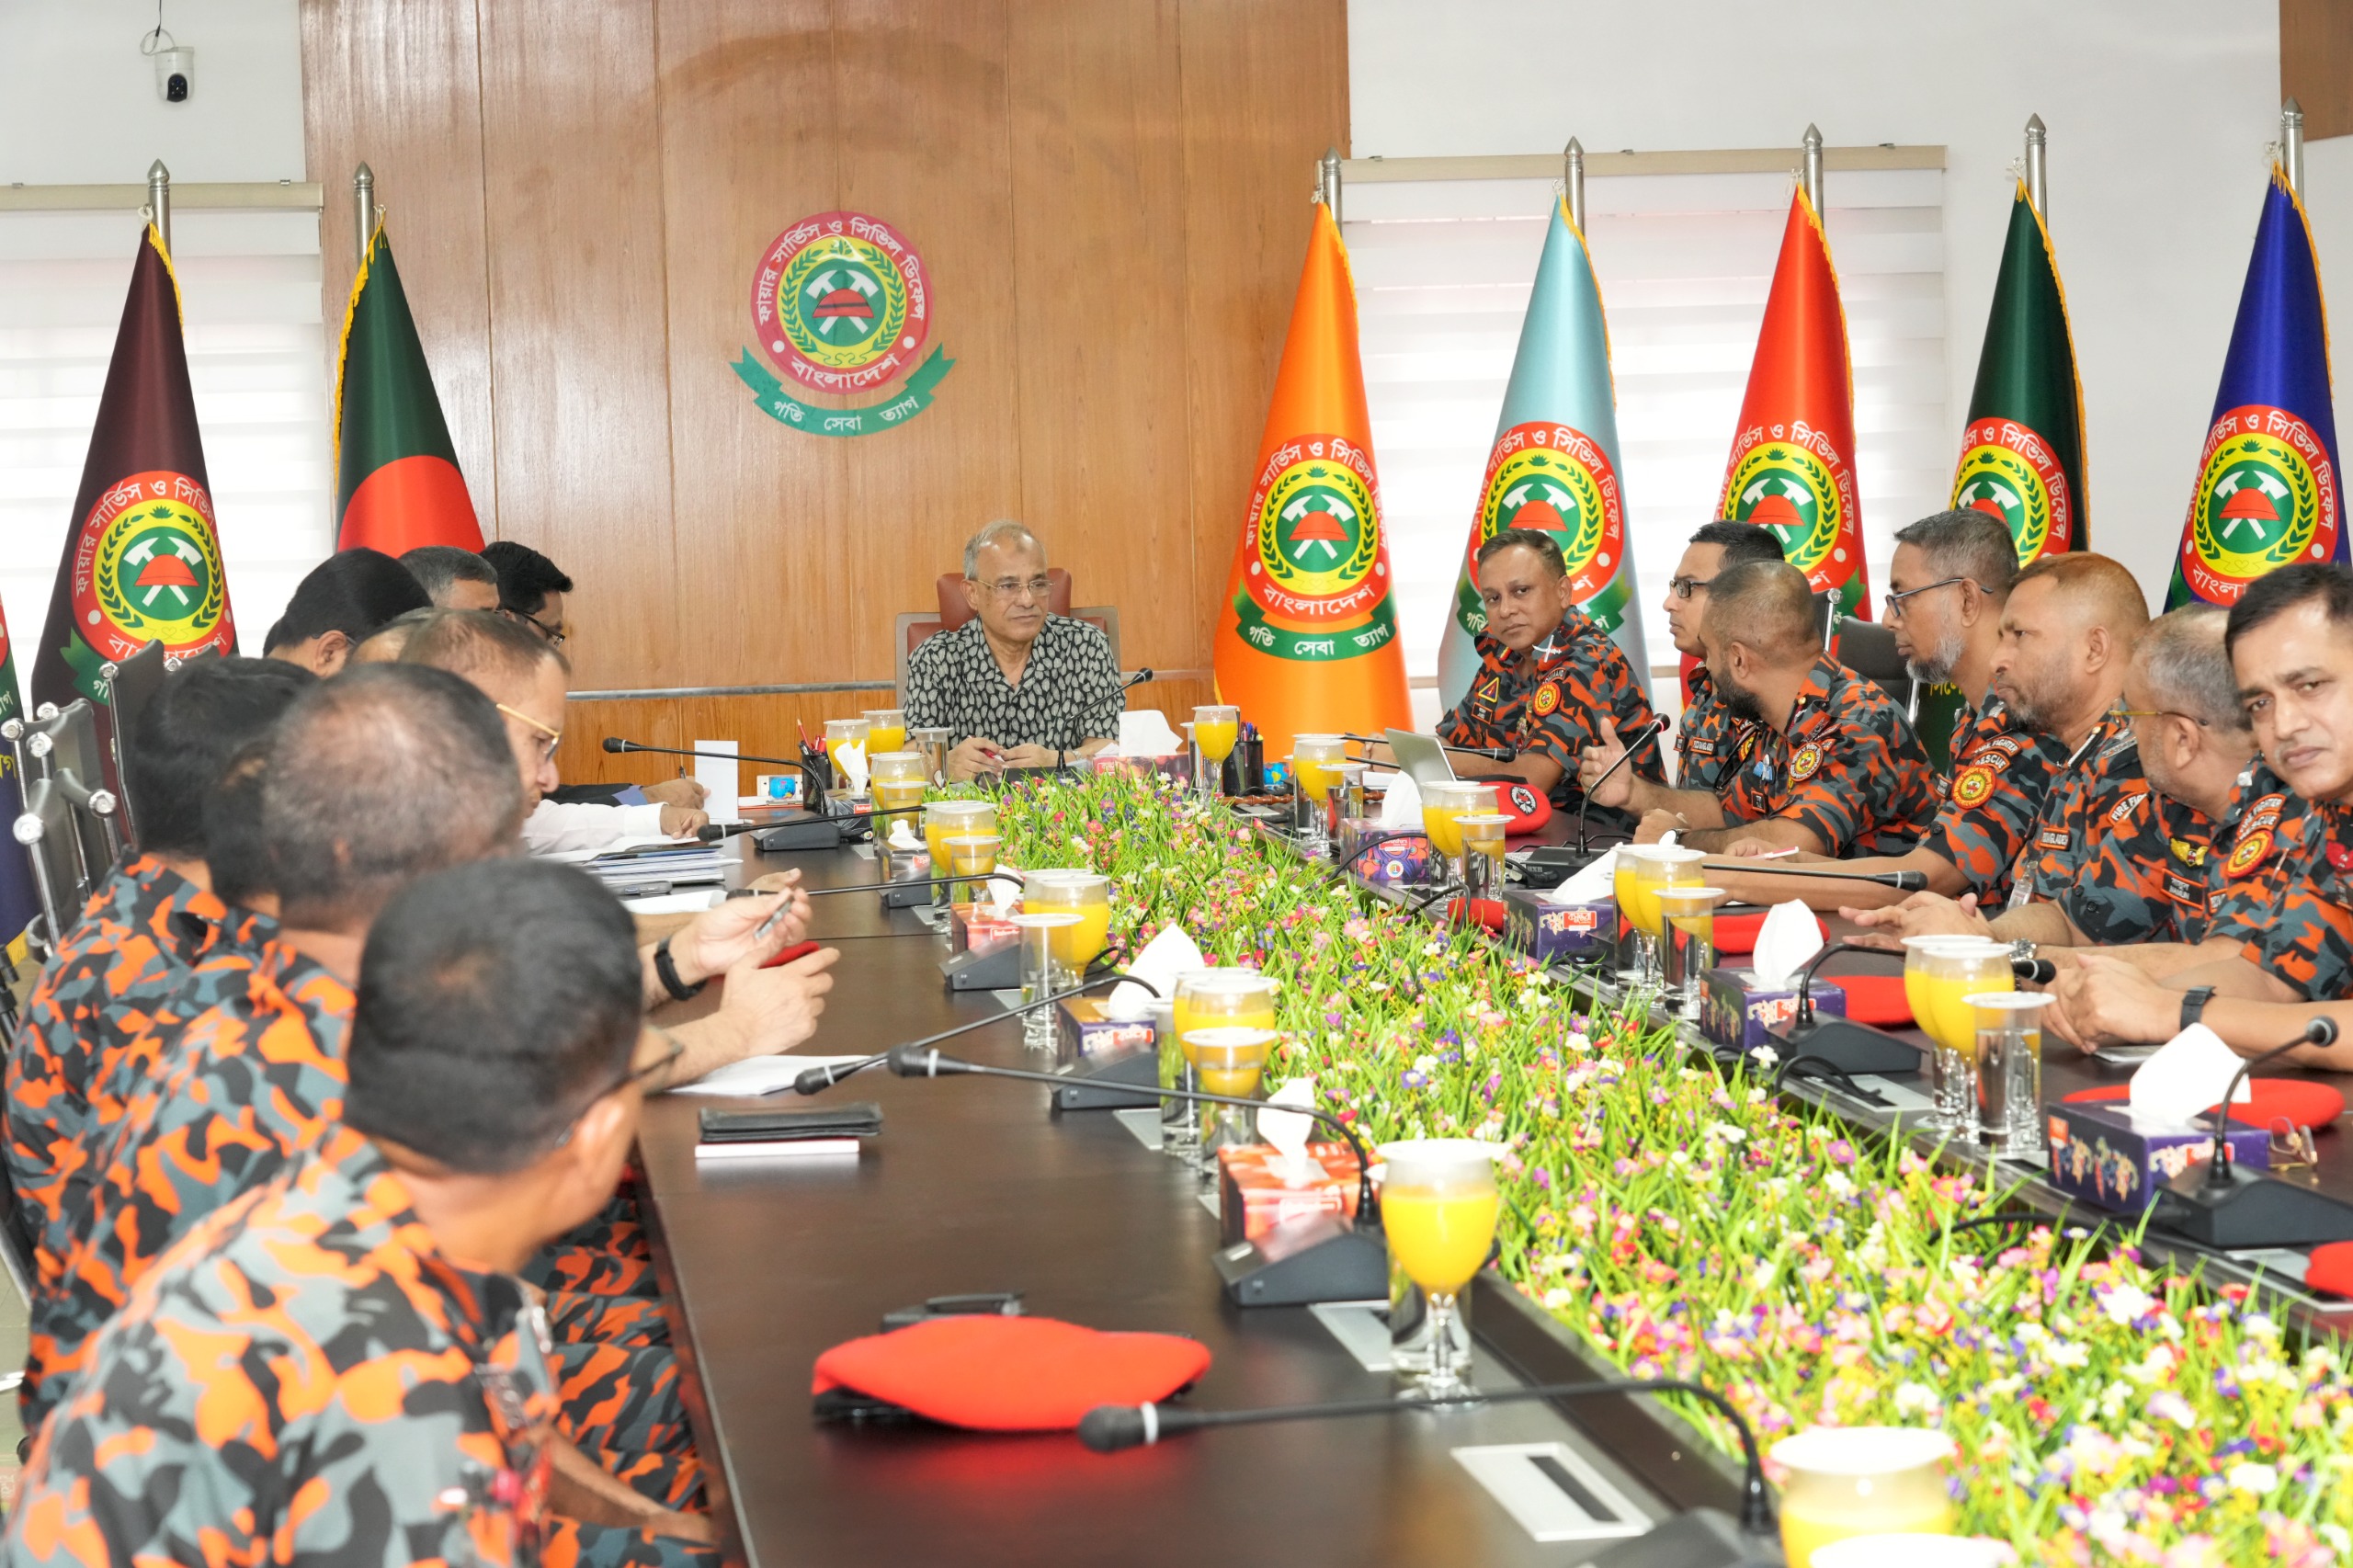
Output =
[
  {"x1": 1658, "y1": 521, "x2": 1786, "y2": 792},
  {"x1": 1847, "y1": 607, "x2": 2254, "y2": 949},
  {"x1": 1707, "y1": 551, "x2": 2147, "y2": 912},
  {"x1": 2050, "y1": 566, "x2": 2353, "y2": 1063},
  {"x1": 1578, "y1": 561, "x2": 1936, "y2": 854}
]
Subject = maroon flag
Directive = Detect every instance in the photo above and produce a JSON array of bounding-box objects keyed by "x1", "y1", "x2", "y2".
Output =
[{"x1": 33, "y1": 225, "x2": 236, "y2": 708}]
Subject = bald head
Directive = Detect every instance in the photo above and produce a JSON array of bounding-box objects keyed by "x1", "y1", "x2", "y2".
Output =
[
  {"x1": 401, "y1": 608, "x2": 569, "y2": 688},
  {"x1": 1701, "y1": 561, "x2": 1820, "y2": 668},
  {"x1": 2014, "y1": 551, "x2": 2150, "y2": 640},
  {"x1": 2133, "y1": 605, "x2": 2246, "y2": 733}
]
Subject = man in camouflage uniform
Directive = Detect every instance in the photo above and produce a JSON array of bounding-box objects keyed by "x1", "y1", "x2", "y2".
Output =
[
  {"x1": 1658, "y1": 521, "x2": 1785, "y2": 793},
  {"x1": 4, "y1": 860, "x2": 718, "y2": 1568},
  {"x1": 2052, "y1": 565, "x2": 2353, "y2": 1065},
  {"x1": 3, "y1": 658, "x2": 312, "y2": 1297},
  {"x1": 1579, "y1": 561, "x2": 1936, "y2": 856},
  {"x1": 1438, "y1": 528, "x2": 1663, "y2": 822}
]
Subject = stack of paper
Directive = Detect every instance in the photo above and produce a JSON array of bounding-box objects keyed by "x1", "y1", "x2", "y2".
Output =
[{"x1": 583, "y1": 843, "x2": 733, "y2": 888}]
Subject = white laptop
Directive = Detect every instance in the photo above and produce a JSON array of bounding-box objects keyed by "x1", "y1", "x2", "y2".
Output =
[{"x1": 1383, "y1": 729, "x2": 1461, "y2": 789}]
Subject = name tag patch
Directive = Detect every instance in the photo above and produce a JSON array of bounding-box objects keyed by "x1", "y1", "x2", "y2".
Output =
[{"x1": 2037, "y1": 828, "x2": 2071, "y2": 852}]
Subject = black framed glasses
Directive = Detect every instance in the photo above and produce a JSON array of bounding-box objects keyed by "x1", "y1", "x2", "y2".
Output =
[
  {"x1": 1881, "y1": 575, "x2": 1971, "y2": 620},
  {"x1": 1667, "y1": 574, "x2": 1714, "y2": 599},
  {"x1": 503, "y1": 606, "x2": 569, "y2": 647}
]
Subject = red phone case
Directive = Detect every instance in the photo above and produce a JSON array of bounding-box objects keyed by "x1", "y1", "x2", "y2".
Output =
[{"x1": 763, "y1": 939, "x2": 822, "y2": 970}]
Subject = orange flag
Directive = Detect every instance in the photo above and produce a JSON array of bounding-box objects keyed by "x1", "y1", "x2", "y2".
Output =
[
  {"x1": 1213, "y1": 204, "x2": 1412, "y2": 759},
  {"x1": 1716, "y1": 188, "x2": 1869, "y2": 618}
]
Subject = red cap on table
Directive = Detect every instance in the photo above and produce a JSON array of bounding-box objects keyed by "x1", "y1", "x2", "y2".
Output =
[{"x1": 812, "y1": 1315, "x2": 1210, "y2": 1431}]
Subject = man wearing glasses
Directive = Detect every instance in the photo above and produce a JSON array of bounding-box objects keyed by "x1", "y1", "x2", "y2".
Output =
[
  {"x1": 907, "y1": 520, "x2": 1124, "y2": 781},
  {"x1": 1659, "y1": 520, "x2": 1788, "y2": 792}
]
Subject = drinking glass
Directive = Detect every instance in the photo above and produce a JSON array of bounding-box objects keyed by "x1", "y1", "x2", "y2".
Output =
[
  {"x1": 1771, "y1": 1427, "x2": 1958, "y2": 1565},
  {"x1": 1011, "y1": 911, "x2": 1082, "y2": 1051},
  {"x1": 941, "y1": 832, "x2": 1000, "y2": 908},
  {"x1": 1917, "y1": 938, "x2": 2010, "y2": 1134},
  {"x1": 1024, "y1": 870, "x2": 1112, "y2": 975},
  {"x1": 868, "y1": 751, "x2": 927, "y2": 826},
  {"x1": 824, "y1": 717, "x2": 871, "y2": 790},
  {"x1": 1290, "y1": 735, "x2": 1348, "y2": 852},
  {"x1": 911, "y1": 726, "x2": 952, "y2": 786},
  {"x1": 1379, "y1": 1140, "x2": 1502, "y2": 1399},
  {"x1": 1628, "y1": 846, "x2": 1706, "y2": 987},
  {"x1": 924, "y1": 800, "x2": 997, "y2": 892},
  {"x1": 1455, "y1": 812, "x2": 1510, "y2": 907},
  {"x1": 1657, "y1": 885, "x2": 1725, "y2": 1013},
  {"x1": 1192, "y1": 705, "x2": 1240, "y2": 798},
  {"x1": 1184, "y1": 1026, "x2": 1275, "y2": 1176},
  {"x1": 1420, "y1": 781, "x2": 1498, "y2": 889},
  {"x1": 861, "y1": 707, "x2": 907, "y2": 759},
  {"x1": 1902, "y1": 936, "x2": 1983, "y2": 1131},
  {"x1": 1611, "y1": 846, "x2": 1664, "y2": 982},
  {"x1": 1970, "y1": 992, "x2": 2053, "y2": 1158},
  {"x1": 1327, "y1": 762, "x2": 1368, "y2": 844},
  {"x1": 1172, "y1": 969, "x2": 1279, "y2": 1162},
  {"x1": 1151, "y1": 993, "x2": 1197, "y2": 1159}
]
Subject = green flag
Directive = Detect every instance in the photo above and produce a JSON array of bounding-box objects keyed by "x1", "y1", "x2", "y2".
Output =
[{"x1": 334, "y1": 218, "x2": 483, "y2": 554}]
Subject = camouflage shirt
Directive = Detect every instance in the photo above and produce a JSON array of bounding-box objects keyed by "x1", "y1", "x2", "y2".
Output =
[
  {"x1": 5, "y1": 1126, "x2": 557, "y2": 1568},
  {"x1": 1923, "y1": 694, "x2": 2073, "y2": 903},
  {"x1": 3, "y1": 857, "x2": 275, "y2": 1297},
  {"x1": 2055, "y1": 779, "x2": 2218, "y2": 947},
  {"x1": 2019, "y1": 712, "x2": 2143, "y2": 908},
  {"x1": 1438, "y1": 612, "x2": 1665, "y2": 812},
  {"x1": 2206, "y1": 767, "x2": 2353, "y2": 1000},
  {"x1": 1673, "y1": 664, "x2": 1758, "y2": 796},
  {"x1": 1718, "y1": 654, "x2": 1938, "y2": 856}
]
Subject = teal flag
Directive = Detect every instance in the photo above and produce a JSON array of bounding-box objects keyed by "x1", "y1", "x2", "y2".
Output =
[{"x1": 1438, "y1": 196, "x2": 1649, "y2": 710}]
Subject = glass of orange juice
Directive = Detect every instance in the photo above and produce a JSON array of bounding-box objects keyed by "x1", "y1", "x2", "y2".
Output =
[
  {"x1": 1183, "y1": 1026, "x2": 1275, "y2": 1166},
  {"x1": 824, "y1": 717, "x2": 871, "y2": 791},
  {"x1": 1915, "y1": 937, "x2": 2009, "y2": 1134},
  {"x1": 1024, "y1": 870, "x2": 1111, "y2": 974},
  {"x1": 1454, "y1": 812, "x2": 1510, "y2": 907},
  {"x1": 869, "y1": 750, "x2": 926, "y2": 819},
  {"x1": 861, "y1": 708, "x2": 906, "y2": 758},
  {"x1": 1622, "y1": 845, "x2": 1705, "y2": 988},
  {"x1": 1771, "y1": 1427, "x2": 1957, "y2": 1565},
  {"x1": 1010, "y1": 911, "x2": 1082, "y2": 1051},
  {"x1": 1379, "y1": 1139, "x2": 1502, "y2": 1398},
  {"x1": 924, "y1": 800, "x2": 996, "y2": 883},
  {"x1": 1192, "y1": 705, "x2": 1240, "y2": 798},
  {"x1": 1290, "y1": 735, "x2": 1348, "y2": 852},
  {"x1": 1420, "y1": 780, "x2": 1497, "y2": 889},
  {"x1": 1173, "y1": 970, "x2": 1278, "y2": 1167}
]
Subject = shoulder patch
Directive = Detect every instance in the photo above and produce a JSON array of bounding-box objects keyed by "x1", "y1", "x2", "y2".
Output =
[
  {"x1": 1961, "y1": 735, "x2": 2022, "y2": 768},
  {"x1": 1472, "y1": 675, "x2": 1501, "y2": 713},
  {"x1": 1788, "y1": 743, "x2": 1824, "y2": 783},
  {"x1": 1530, "y1": 681, "x2": 1561, "y2": 718},
  {"x1": 1951, "y1": 765, "x2": 1996, "y2": 808},
  {"x1": 2225, "y1": 827, "x2": 2274, "y2": 879},
  {"x1": 2244, "y1": 793, "x2": 2287, "y2": 834},
  {"x1": 2107, "y1": 790, "x2": 2148, "y2": 826}
]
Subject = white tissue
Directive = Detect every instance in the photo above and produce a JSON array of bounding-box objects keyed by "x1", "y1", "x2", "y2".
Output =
[
  {"x1": 2129, "y1": 1022, "x2": 2252, "y2": 1127},
  {"x1": 1106, "y1": 925, "x2": 1207, "y2": 1019},
  {"x1": 985, "y1": 864, "x2": 1022, "y2": 916},
  {"x1": 1258, "y1": 1077, "x2": 1319, "y2": 1182},
  {"x1": 1748, "y1": 899, "x2": 1824, "y2": 990},
  {"x1": 838, "y1": 741, "x2": 870, "y2": 796},
  {"x1": 1543, "y1": 846, "x2": 1619, "y2": 905},
  {"x1": 1379, "y1": 771, "x2": 1423, "y2": 832},
  {"x1": 887, "y1": 817, "x2": 921, "y2": 850},
  {"x1": 1118, "y1": 710, "x2": 1184, "y2": 758}
]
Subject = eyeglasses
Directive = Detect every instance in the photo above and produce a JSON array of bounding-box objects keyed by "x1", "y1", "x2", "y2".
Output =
[
  {"x1": 495, "y1": 702, "x2": 564, "y2": 765},
  {"x1": 1881, "y1": 576, "x2": 1971, "y2": 619},
  {"x1": 551, "y1": 1033, "x2": 684, "y2": 1148},
  {"x1": 1667, "y1": 575, "x2": 1714, "y2": 599},
  {"x1": 973, "y1": 574, "x2": 1052, "y2": 603},
  {"x1": 504, "y1": 606, "x2": 569, "y2": 647},
  {"x1": 2120, "y1": 708, "x2": 2212, "y2": 730}
]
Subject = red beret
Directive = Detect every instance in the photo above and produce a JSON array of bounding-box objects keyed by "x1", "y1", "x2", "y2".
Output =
[
  {"x1": 2303, "y1": 1241, "x2": 2353, "y2": 1299},
  {"x1": 1714, "y1": 908, "x2": 1828, "y2": 957},
  {"x1": 1444, "y1": 897, "x2": 1511, "y2": 931},
  {"x1": 2062, "y1": 1079, "x2": 2345, "y2": 1131},
  {"x1": 1461, "y1": 775, "x2": 1552, "y2": 836},
  {"x1": 813, "y1": 1316, "x2": 1211, "y2": 1432},
  {"x1": 1834, "y1": 972, "x2": 1914, "y2": 1028}
]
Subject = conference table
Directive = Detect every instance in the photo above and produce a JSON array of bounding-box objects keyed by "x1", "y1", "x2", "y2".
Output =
[{"x1": 631, "y1": 804, "x2": 2353, "y2": 1567}]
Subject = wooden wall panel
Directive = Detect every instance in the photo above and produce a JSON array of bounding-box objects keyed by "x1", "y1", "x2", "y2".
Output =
[
  {"x1": 476, "y1": 0, "x2": 682, "y2": 691},
  {"x1": 299, "y1": 0, "x2": 498, "y2": 536},
  {"x1": 2284, "y1": 0, "x2": 2353, "y2": 142}
]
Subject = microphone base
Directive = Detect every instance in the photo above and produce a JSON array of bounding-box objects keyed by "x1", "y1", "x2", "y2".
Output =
[
  {"x1": 939, "y1": 943, "x2": 1023, "y2": 993},
  {"x1": 2150, "y1": 1162, "x2": 2353, "y2": 1249},
  {"x1": 1211, "y1": 1216, "x2": 1389, "y2": 1308},
  {"x1": 1585, "y1": 1508, "x2": 1780, "y2": 1568},
  {"x1": 1769, "y1": 1017, "x2": 1924, "y2": 1078},
  {"x1": 1050, "y1": 1047, "x2": 1159, "y2": 1113},
  {"x1": 754, "y1": 813, "x2": 854, "y2": 852}
]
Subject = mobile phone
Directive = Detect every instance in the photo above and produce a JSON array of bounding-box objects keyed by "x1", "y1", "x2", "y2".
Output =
[{"x1": 761, "y1": 939, "x2": 822, "y2": 970}]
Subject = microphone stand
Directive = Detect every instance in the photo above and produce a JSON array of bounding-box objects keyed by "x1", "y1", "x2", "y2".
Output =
[
  {"x1": 1756, "y1": 940, "x2": 1922, "y2": 1078},
  {"x1": 886, "y1": 1046, "x2": 1389, "y2": 1307},
  {"x1": 785, "y1": 972, "x2": 1163, "y2": 1096},
  {"x1": 1079, "y1": 1377, "x2": 1777, "y2": 1559},
  {"x1": 606, "y1": 735, "x2": 830, "y2": 798},
  {"x1": 2143, "y1": 1018, "x2": 2353, "y2": 1248},
  {"x1": 1574, "y1": 715, "x2": 1667, "y2": 859}
]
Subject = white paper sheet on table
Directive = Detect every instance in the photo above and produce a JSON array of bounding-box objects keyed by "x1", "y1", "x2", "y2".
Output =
[
  {"x1": 695, "y1": 740, "x2": 742, "y2": 825},
  {"x1": 668, "y1": 1054, "x2": 874, "y2": 1096},
  {"x1": 543, "y1": 835, "x2": 683, "y2": 863},
  {"x1": 2130, "y1": 1023, "x2": 2251, "y2": 1126},
  {"x1": 622, "y1": 889, "x2": 725, "y2": 915}
]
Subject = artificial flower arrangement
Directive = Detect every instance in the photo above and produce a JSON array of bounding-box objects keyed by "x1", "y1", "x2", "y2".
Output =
[{"x1": 988, "y1": 768, "x2": 2353, "y2": 1566}]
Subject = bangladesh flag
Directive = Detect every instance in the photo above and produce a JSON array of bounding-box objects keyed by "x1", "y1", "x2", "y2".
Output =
[
  {"x1": 334, "y1": 218, "x2": 483, "y2": 554},
  {"x1": 33, "y1": 225, "x2": 237, "y2": 710}
]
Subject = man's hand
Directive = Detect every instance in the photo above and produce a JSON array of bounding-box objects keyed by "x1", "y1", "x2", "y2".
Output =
[
  {"x1": 1576, "y1": 717, "x2": 1634, "y2": 808},
  {"x1": 1633, "y1": 809, "x2": 1685, "y2": 844},
  {"x1": 712, "y1": 945, "x2": 839, "y2": 1061},
  {"x1": 1719, "y1": 836, "x2": 1791, "y2": 858},
  {"x1": 998, "y1": 744, "x2": 1060, "y2": 771},
  {"x1": 1841, "y1": 892, "x2": 1991, "y2": 948},
  {"x1": 2048, "y1": 955, "x2": 2178, "y2": 1053},
  {"x1": 642, "y1": 778, "x2": 709, "y2": 809},
  {"x1": 946, "y1": 737, "x2": 1001, "y2": 782},
  {"x1": 665, "y1": 879, "x2": 808, "y2": 984},
  {"x1": 659, "y1": 803, "x2": 710, "y2": 837}
]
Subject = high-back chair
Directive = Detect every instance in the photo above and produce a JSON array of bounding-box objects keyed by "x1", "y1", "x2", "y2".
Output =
[{"x1": 97, "y1": 639, "x2": 168, "y2": 849}]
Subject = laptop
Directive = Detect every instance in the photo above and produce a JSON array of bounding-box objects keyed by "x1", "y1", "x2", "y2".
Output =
[{"x1": 1383, "y1": 729, "x2": 1459, "y2": 789}]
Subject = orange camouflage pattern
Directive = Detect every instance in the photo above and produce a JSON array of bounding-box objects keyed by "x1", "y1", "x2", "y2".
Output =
[
  {"x1": 2206, "y1": 766, "x2": 2353, "y2": 1000},
  {"x1": 1923, "y1": 695, "x2": 2072, "y2": 903},
  {"x1": 1438, "y1": 611, "x2": 1664, "y2": 814},
  {"x1": 1717, "y1": 654, "x2": 1938, "y2": 856}
]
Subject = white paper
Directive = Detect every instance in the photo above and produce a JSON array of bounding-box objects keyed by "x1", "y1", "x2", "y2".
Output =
[
  {"x1": 1544, "y1": 846, "x2": 1619, "y2": 904},
  {"x1": 1258, "y1": 1077, "x2": 1319, "y2": 1181},
  {"x1": 1118, "y1": 710, "x2": 1184, "y2": 757},
  {"x1": 1749, "y1": 899, "x2": 1824, "y2": 990},
  {"x1": 668, "y1": 1053, "x2": 874, "y2": 1097},
  {"x1": 695, "y1": 740, "x2": 741, "y2": 825},
  {"x1": 1106, "y1": 924, "x2": 1207, "y2": 1018},
  {"x1": 2129, "y1": 1023, "x2": 2252, "y2": 1126},
  {"x1": 1379, "y1": 771, "x2": 1423, "y2": 831},
  {"x1": 987, "y1": 863, "x2": 1022, "y2": 915},
  {"x1": 837, "y1": 741, "x2": 869, "y2": 798},
  {"x1": 886, "y1": 816, "x2": 921, "y2": 850},
  {"x1": 622, "y1": 889, "x2": 725, "y2": 915}
]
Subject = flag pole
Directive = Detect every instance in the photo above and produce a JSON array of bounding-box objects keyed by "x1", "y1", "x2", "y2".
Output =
[
  {"x1": 1801, "y1": 123, "x2": 1823, "y2": 211},
  {"x1": 2024, "y1": 114, "x2": 2048, "y2": 218},
  {"x1": 2283, "y1": 98, "x2": 2305, "y2": 196},
  {"x1": 1319, "y1": 145, "x2": 1343, "y2": 223},
  {"x1": 1564, "y1": 137, "x2": 1586, "y2": 232},
  {"x1": 145, "y1": 161, "x2": 171, "y2": 256},
  {"x1": 354, "y1": 163, "x2": 377, "y2": 262}
]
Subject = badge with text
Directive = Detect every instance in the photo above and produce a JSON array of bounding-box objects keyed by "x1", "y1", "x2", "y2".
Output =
[
  {"x1": 733, "y1": 211, "x2": 955, "y2": 438},
  {"x1": 1952, "y1": 415, "x2": 2074, "y2": 564},
  {"x1": 63, "y1": 471, "x2": 234, "y2": 692},
  {"x1": 2176, "y1": 405, "x2": 2339, "y2": 603}
]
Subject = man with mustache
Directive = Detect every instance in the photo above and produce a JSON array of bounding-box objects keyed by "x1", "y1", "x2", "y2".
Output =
[{"x1": 1656, "y1": 520, "x2": 1785, "y2": 793}]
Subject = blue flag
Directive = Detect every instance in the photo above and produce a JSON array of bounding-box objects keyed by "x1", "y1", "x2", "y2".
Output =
[
  {"x1": 1437, "y1": 196, "x2": 1649, "y2": 710},
  {"x1": 2167, "y1": 167, "x2": 2343, "y2": 608}
]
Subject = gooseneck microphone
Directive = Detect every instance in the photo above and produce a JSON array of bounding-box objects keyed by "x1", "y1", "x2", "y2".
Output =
[
  {"x1": 606, "y1": 735, "x2": 814, "y2": 771},
  {"x1": 784, "y1": 973, "x2": 1163, "y2": 1096},
  {"x1": 2208, "y1": 1017, "x2": 2338, "y2": 1185},
  {"x1": 886, "y1": 1047, "x2": 1379, "y2": 1228},
  {"x1": 1700, "y1": 861, "x2": 1928, "y2": 892},
  {"x1": 1118, "y1": 668, "x2": 1156, "y2": 692},
  {"x1": 1333, "y1": 733, "x2": 1514, "y2": 763},
  {"x1": 801, "y1": 870, "x2": 1023, "y2": 899},
  {"x1": 1575, "y1": 715, "x2": 1668, "y2": 855},
  {"x1": 1075, "y1": 1376, "x2": 1775, "y2": 1535}
]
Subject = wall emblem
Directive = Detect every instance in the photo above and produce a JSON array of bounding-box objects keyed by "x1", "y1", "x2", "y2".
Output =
[{"x1": 733, "y1": 210, "x2": 955, "y2": 437}]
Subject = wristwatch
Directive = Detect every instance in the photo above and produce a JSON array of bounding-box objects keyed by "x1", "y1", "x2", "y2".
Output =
[
  {"x1": 2180, "y1": 986, "x2": 2217, "y2": 1032},
  {"x1": 2006, "y1": 938, "x2": 2037, "y2": 967},
  {"x1": 654, "y1": 934, "x2": 706, "y2": 1003}
]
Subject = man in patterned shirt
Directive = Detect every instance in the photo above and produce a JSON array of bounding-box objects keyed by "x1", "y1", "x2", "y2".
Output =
[
  {"x1": 1578, "y1": 561, "x2": 1936, "y2": 856},
  {"x1": 5, "y1": 658, "x2": 312, "y2": 1299},
  {"x1": 1847, "y1": 607, "x2": 2254, "y2": 949},
  {"x1": 5, "y1": 859, "x2": 716, "y2": 1568},
  {"x1": 1437, "y1": 528, "x2": 1663, "y2": 819},
  {"x1": 2051, "y1": 565, "x2": 2353, "y2": 1064},
  {"x1": 1660, "y1": 521, "x2": 1785, "y2": 792},
  {"x1": 906, "y1": 520, "x2": 1124, "y2": 780}
]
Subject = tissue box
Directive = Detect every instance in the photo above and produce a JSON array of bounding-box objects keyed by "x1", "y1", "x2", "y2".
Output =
[
  {"x1": 2047, "y1": 1100, "x2": 2272, "y2": 1213},
  {"x1": 1503, "y1": 888, "x2": 1617, "y2": 964},
  {"x1": 950, "y1": 903, "x2": 1020, "y2": 955},
  {"x1": 1346, "y1": 836, "x2": 1432, "y2": 887},
  {"x1": 1057, "y1": 998, "x2": 1154, "y2": 1065},
  {"x1": 1699, "y1": 967, "x2": 1846, "y2": 1054},
  {"x1": 1217, "y1": 1142, "x2": 1364, "y2": 1244}
]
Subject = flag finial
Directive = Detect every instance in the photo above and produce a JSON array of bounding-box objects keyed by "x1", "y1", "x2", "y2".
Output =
[{"x1": 2023, "y1": 114, "x2": 2048, "y2": 218}]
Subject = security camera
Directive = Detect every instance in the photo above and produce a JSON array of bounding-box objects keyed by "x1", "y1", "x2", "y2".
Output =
[{"x1": 153, "y1": 45, "x2": 194, "y2": 103}]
